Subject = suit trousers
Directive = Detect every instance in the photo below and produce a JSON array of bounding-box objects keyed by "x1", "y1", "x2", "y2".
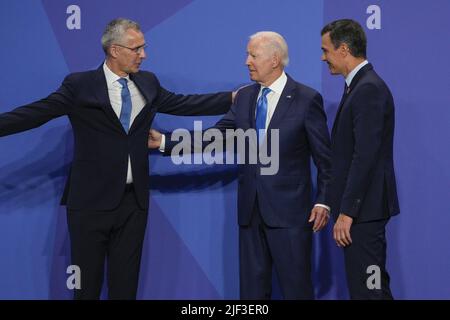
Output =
[
  {"x1": 344, "y1": 218, "x2": 393, "y2": 299},
  {"x1": 67, "y1": 185, "x2": 148, "y2": 300},
  {"x1": 239, "y1": 199, "x2": 314, "y2": 299}
]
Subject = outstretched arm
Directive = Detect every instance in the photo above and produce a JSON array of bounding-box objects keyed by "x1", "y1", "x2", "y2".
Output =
[
  {"x1": 154, "y1": 85, "x2": 233, "y2": 116},
  {"x1": 0, "y1": 75, "x2": 74, "y2": 137}
]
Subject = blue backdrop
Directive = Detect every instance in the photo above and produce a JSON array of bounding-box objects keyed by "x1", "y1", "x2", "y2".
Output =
[{"x1": 0, "y1": 0, "x2": 449, "y2": 299}]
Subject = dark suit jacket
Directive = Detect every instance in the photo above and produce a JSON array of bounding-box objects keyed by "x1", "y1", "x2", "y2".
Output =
[
  {"x1": 330, "y1": 63, "x2": 400, "y2": 223},
  {"x1": 166, "y1": 75, "x2": 332, "y2": 228},
  {"x1": 0, "y1": 66, "x2": 231, "y2": 211}
]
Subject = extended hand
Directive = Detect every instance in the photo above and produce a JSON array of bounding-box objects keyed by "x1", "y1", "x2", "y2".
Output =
[
  {"x1": 333, "y1": 213, "x2": 353, "y2": 247},
  {"x1": 148, "y1": 129, "x2": 162, "y2": 149},
  {"x1": 308, "y1": 206, "x2": 330, "y2": 232}
]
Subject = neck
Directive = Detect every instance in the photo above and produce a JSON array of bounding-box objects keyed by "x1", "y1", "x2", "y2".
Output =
[
  {"x1": 260, "y1": 69, "x2": 283, "y2": 87},
  {"x1": 105, "y1": 58, "x2": 128, "y2": 77},
  {"x1": 342, "y1": 58, "x2": 366, "y2": 78}
]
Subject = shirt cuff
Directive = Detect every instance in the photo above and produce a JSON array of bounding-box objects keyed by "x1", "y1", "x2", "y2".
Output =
[
  {"x1": 314, "y1": 204, "x2": 331, "y2": 212},
  {"x1": 159, "y1": 134, "x2": 166, "y2": 153}
]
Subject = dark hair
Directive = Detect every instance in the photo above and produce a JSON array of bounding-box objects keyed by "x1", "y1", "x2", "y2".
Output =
[{"x1": 321, "y1": 19, "x2": 367, "y2": 58}]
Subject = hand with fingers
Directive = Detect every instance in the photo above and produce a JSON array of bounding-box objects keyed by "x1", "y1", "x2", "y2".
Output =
[
  {"x1": 308, "y1": 206, "x2": 330, "y2": 232},
  {"x1": 148, "y1": 128, "x2": 162, "y2": 149},
  {"x1": 333, "y1": 213, "x2": 353, "y2": 247}
]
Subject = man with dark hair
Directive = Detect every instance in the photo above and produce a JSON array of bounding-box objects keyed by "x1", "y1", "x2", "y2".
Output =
[
  {"x1": 321, "y1": 19, "x2": 399, "y2": 299},
  {"x1": 0, "y1": 18, "x2": 233, "y2": 299}
]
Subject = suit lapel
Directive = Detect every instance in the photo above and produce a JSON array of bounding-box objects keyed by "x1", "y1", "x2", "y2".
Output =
[
  {"x1": 331, "y1": 63, "x2": 374, "y2": 136},
  {"x1": 249, "y1": 85, "x2": 260, "y2": 129},
  {"x1": 266, "y1": 75, "x2": 295, "y2": 131},
  {"x1": 92, "y1": 66, "x2": 124, "y2": 133},
  {"x1": 347, "y1": 63, "x2": 373, "y2": 94},
  {"x1": 128, "y1": 72, "x2": 155, "y2": 133},
  {"x1": 331, "y1": 84, "x2": 349, "y2": 136},
  {"x1": 129, "y1": 72, "x2": 154, "y2": 107}
]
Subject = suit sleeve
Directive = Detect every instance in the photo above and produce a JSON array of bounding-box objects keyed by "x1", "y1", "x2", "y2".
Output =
[
  {"x1": 211, "y1": 98, "x2": 238, "y2": 132},
  {"x1": 340, "y1": 83, "x2": 385, "y2": 217},
  {"x1": 304, "y1": 93, "x2": 332, "y2": 206},
  {"x1": 152, "y1": 76, "x2": 232, "y2": 116},
  {"x1": 0, "y1": 75, "x2": 74, "y2": 137},
  {"x1": 163, "y1": 103, "x2": 239, "y2": 156},
  {"x1": 163, "y1": 91, "x2": 240, "y2": 156}
]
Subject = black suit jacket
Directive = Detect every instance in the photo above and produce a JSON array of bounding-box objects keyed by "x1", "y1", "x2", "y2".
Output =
[
  {"x1": 0, "y1": 66, "x2": 231, "y2": 210},
  {"x1": 166, "y1": 75, "x2": 332, "y2": 227},
  {"x1": 330, "y1": 63, "x2": 400, "y2": 222}
]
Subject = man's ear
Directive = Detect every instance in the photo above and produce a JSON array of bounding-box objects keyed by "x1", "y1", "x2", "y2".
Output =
[
  {"x1": 272, "y1": 54, "x2": 281, "y2": 69},
  {"x1": 339, "y1": 43, "x2": 350, "y2": 57},
  {"x1": 109, "y1": 45, "x2": 119, "y2": 59}
]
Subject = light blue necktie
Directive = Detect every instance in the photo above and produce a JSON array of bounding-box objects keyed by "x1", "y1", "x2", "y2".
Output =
[
  {"x1": 117, "y1": 78, "x2": 132, "y2": 133},
  {"x1": 255, "y1": 87, "x2": 271, "y2": 144}
]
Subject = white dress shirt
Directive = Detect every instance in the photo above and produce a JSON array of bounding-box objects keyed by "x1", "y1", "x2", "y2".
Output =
[
  {"x1": 103, "y1": 62, "x2": 147, "y2": 183},
  {"x1": 257, "y1": 71, "x2": 288, "y2": 130},
  {"x1": 346, "y1": 60, "x2": 369, "y2": 87}
]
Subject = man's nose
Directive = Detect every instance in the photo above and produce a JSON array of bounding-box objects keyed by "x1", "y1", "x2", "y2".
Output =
[{"x1": 140, "y1": 48, "x2": 147, "y2": 59}]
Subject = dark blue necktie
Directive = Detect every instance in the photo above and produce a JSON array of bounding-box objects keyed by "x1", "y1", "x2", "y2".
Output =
[
  {"x1": 255, "y1": 87, "x2": 271, "y2": 144},
  {"x1": 117, "y1": 78, "x2": 132, "y2": 133}
]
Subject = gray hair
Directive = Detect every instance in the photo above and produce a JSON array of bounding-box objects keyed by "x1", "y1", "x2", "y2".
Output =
[
  {"x1": 101, "y1": 18, "x2": 141, "y2": 55},
  {"x1": 250, "y1": 31, "x2": 289, "y2": 66}
]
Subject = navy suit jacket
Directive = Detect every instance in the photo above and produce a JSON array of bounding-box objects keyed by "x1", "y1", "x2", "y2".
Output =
[
  {"x1": 166, "y1": 75, "x2": 331, "y2": 228},
  {"x1": 0, "y1": 66, "x2": 231, "y2": 211},
  {"x1": 330, "y1": 63, "x2": 400, "y2": 222}
]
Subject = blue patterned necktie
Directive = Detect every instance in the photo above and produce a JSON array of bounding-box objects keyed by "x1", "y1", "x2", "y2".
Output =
[
  {"x1": 255, "y1": 87, "x2": 271, "y2": 144},
  {"x1": 117, "y1": 78, "x2": 132, "y2": 133}
]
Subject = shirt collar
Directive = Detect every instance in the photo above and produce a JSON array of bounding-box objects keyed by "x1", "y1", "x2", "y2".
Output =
[
  {"x1": 103, "y1": 62, "x2": 130, "y2": 86},
  {"x1": 345, "y1": 60, "x2": 368, "y2": 87},
  {"x1": 261, "y1": 71, "x2": 287, "y2": 95}
]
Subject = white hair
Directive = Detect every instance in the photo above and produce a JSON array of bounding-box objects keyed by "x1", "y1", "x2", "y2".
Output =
[
  {"x1": 250, "y1": 31, "x2": 289, "y2": 66},
  {"x1": 101, "y1": 18, "x2": 141, "y2": 55}
]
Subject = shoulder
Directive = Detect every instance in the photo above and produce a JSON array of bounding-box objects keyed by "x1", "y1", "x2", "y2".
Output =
[
  {"x1": 354, "y1": 77, "x2": 391, "y2": 101},
  {"x1": 233, "y1": 83, "x2": 259, "y2": 103},
  {"x1": 350, "y1": 73, "x2": 394, "y2": 112},
  {"x1": 133, "y1": 70, "x2": 159, "y2": 83},
  {"x1": 238, "y1": 83, "x2": 259, "y2": 95},
  {"x1": 357, "y1": 68, "x2": 391, "y2": 94},
  {"x1": 296, "y1": 82, "x2": 321, "y2": 98},
  {"x1": 288, "y1": 78, "x2": 322, "y2": 104},
  {"x1": 63, "y1": 70, "x2": 95, "y2": 83}
]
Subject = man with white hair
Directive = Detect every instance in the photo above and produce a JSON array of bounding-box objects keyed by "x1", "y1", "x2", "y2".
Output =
[{"x1": 149, "y1": 31, "x2": 332, "y2": 299}]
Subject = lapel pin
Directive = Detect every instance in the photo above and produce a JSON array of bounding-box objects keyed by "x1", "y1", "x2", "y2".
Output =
[{"x1": 286, "y1": 95, "x2": 292, "y2": 99}]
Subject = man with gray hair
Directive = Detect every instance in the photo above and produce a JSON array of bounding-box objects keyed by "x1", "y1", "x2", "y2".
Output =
[
  {"x1": 149, "y1": 31, "x2": 332, "y2": 299},
  {"x1": 0, "y1": 18, "x2": 232, "y2": 299}
]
